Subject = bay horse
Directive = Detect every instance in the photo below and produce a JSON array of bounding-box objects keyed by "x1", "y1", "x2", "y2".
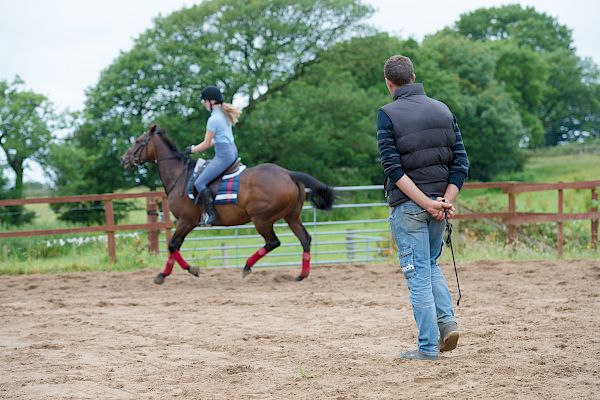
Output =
[{"x1": 121, "y1": 124, "x2": 334, "y2": 284}]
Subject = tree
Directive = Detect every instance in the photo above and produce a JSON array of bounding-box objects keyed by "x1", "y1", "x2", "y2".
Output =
[
  {"x1": 416, "y1": 32, "x2": 526, "y2": 180},
  {"x1": 44, "y1": 117, "x2": 136, "y2": 224},
  {"x1": 67, "y1": 0, "x2": 373, "y2": 196},
  {"x1": 0, "y1": 77, "x2": 54, "y2": 198},
  {"x1": 455, "y1": 5, "x2": 573, "y2": 53},
  {"x1": 0, "y1": 166, "x2": 35, "y2": 226},
  {"x1": 455, "y1": 5, "x2": 600, "y2": 146},
  {"x1": 540, "y1": 51, "x2": 600, "y2": 145},
  {"x1": 0, "y1": 77, "x2": 56, "y2": 225},
  {"x1": 489, "y1": 40, "x2": 547, "y2": 147},
  {"x1": 238, "y1": 33, "x2": 413, "y2": 186}
]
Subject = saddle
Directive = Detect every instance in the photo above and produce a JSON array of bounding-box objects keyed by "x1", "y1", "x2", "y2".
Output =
[{"x1": 187, "y1": 158, "x2": 246, "y2": 199}]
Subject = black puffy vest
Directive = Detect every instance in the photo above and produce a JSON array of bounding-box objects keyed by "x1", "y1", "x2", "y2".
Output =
[{"x1": 381, "y1": 83, "x2": 456, "y2": 207}]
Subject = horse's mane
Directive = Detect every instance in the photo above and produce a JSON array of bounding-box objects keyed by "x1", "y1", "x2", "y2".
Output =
[{"x1": 151, "y1": 124, "x2": 186, "y2": 159}]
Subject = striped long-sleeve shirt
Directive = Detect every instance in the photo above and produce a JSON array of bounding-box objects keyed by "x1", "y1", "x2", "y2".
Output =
[{"x1": 377, "y1": 110, "x2": 469, "y2": 189}]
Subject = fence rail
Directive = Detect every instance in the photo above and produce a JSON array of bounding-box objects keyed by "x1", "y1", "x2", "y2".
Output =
[
  {"x1": 1, "y1": 180, "x2": 598, "y2": 264},
  {"x1": 0, "y1": 192, "x2": 172, "y2": 262}
]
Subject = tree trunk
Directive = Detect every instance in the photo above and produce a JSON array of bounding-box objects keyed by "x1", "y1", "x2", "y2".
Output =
[{"x1": 8, "y1": 158, "x2": 24, "y2": 198}]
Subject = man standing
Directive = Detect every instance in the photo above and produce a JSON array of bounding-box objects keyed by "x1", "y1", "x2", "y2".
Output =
[{"x1": 377, "y1": 55, "x2": 469, "y2": 361}]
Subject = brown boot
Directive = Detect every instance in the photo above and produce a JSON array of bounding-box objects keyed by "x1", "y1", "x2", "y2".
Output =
[{"x1": 439, "y1": 321, "x2": 460, "y2": 352}]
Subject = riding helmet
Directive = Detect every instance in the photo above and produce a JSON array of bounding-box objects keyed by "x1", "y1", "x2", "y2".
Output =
[{"x1": 200, "y1": 86, "x2": 224, "y2": 103}]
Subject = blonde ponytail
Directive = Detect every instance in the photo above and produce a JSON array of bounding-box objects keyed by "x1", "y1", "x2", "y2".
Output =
[{"x1": 221, "y1": 102, "x2": 241, "y2": 125}]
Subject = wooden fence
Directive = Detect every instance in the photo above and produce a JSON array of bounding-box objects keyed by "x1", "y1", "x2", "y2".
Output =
[
  {"x1": 0, "y1": 180, "x2": 598, "y2": 261},
  {"x1": 455, "y1": 180, "x2": 599, "y2": 255},
  {"x1": 0, "y1": 192, "x2": 172, "y2": 262}
]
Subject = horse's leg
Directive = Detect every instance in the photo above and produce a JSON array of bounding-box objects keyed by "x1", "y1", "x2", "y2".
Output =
[
  {"x1": 242, "y1": 221, "x2": 280, "y2": 278},
  {"x1": 154, "y1": 220, "x2": 199, "y2": 284},
  {"x1": 285, "y1": 214, "x2": 312, "y2": 281}
]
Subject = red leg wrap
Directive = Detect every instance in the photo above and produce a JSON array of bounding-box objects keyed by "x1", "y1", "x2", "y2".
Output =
[
  {"x1": 162, "y1": 255, "x2": 175, "y2": 276},
  {"x1": 171, "y1": 251, "x2": 189, "y2": 269},
  {"x1": 246, "y1": 247, "x2": 268, "y2": 268},
  {"x1": 300, "y1": 252, "x2": 310, "y2": 277}
]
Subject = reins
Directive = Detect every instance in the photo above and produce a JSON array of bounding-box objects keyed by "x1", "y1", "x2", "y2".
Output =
[{"x1": 132, "y1": 130, "x2": 193, "y2": 197}]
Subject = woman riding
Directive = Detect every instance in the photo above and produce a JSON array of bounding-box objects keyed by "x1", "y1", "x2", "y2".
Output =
[{"x1": 184, "y1": 86, "x2": 241, "y2": 225}]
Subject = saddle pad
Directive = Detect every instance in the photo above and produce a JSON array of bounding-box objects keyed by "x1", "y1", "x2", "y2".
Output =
[{"x1": 214, "y1": 165, "x2": 246, "y2": 205}]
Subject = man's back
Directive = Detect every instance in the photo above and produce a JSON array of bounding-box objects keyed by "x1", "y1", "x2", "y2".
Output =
[{"x1": 380, "y1": 83, "x2": 456, "y2": 206}]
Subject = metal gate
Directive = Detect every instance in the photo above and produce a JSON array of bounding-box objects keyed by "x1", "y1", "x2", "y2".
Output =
[{"x1": 159, "y1": 185, "x2": 393, "y2": 269}]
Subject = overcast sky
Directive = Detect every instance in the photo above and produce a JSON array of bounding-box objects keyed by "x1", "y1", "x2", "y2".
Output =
[{"x1": 1, "y1": 0, "x2": 599, "y2": 182}]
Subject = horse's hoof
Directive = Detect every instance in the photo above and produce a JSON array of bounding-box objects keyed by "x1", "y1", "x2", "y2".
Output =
[
  {"x1": 295, "y1": 275, "x2": 307, "y2": 281},
  {"x1": 187, "y1": 266, "x2": 200, "y2": 277},
  {"x1": 242, "y1": 266, "x2": 252, "y2": 278},
  {"x1": 154, "y1": 273, "x2": 166, "y2": 285}
]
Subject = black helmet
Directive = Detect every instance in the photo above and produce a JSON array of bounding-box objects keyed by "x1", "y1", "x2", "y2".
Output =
[{"x1": 200, "y1": 86, "x2": 224, "y2": 103}]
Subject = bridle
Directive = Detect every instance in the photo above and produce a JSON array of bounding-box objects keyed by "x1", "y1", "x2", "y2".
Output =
[
  {"x1": 129, "y1": 129, "x2": 192, "y2": 196},
  {"x1": 130, "y1": 130, "x2": 182, "y2": 165},
  {"x1": 129, "y1": 133, "x2": 153, "y2": 167}
]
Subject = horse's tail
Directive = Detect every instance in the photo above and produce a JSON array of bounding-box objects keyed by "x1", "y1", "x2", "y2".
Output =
[{"x1": 288, "y1": 171, "x2": 335, "y2": 210}]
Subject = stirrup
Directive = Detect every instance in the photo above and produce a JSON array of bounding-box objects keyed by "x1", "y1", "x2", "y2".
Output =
[{"x1": 200, "y1": 212, "x2": 216, "y2": 226}]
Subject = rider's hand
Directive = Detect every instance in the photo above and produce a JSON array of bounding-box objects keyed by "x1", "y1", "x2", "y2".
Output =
[{"x1": 183, "y1": 146, "x2": 193, "y2": 155}]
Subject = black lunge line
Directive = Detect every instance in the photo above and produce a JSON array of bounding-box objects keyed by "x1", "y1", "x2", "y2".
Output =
[{"x1": 444, "y1": 209, "x2": 462, "y2": 306}]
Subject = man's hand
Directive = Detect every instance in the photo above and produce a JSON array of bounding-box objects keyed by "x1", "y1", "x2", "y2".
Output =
[
  {"x1": 436, "y1": 197, "x2": 456, "y2": 219},
  {"x1": 426, "y1": 198, "x2": 454, "y2": 221},
  {"x1": 182, "y1": 146, "x2": 193, "y2": 155}
]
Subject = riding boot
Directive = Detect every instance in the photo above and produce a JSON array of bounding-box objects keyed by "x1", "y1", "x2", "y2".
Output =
[
  {"x1": 187, "y1": 174, "x2": 197, "y2": 200},
  {"x1": 200, "y1": 187, "x2": 218, "y2": 225}
]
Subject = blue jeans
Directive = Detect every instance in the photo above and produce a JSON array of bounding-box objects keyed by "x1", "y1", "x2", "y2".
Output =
[
  {"x1": 389, "y1": 200, "x2": 456, "y2": 355},
  {"x1": 193, "y1": 142, "x2": 238, "y2": 191}
]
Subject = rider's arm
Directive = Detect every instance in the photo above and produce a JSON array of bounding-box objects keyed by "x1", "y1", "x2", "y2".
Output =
[{"x1": 191, "y1": 130, "x2": 215, "y2": 153}]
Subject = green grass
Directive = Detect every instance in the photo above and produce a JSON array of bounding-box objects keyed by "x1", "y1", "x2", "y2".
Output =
[
  {"x1": 0, "y1": 234, "x2": 163, "y2": 275},
  {"x1": 458, "y1": 146, "x2": 600, "y2": 246},
  {"x1": 296, "y1": 367, "x2": 314, "y2": 380},
  {"x1": 3, "y1": 231, "x2": 597, "y2": 276}
]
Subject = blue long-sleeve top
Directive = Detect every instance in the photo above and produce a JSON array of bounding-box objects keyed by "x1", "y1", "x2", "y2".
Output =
[{"x1": 377, "y1": 110, "x2": 469, "y2": 189}]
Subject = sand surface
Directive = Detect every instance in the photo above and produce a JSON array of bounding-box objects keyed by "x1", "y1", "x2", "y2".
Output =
[{"x1": 1, "y1": 260, "x2": 599, "y2": 399}]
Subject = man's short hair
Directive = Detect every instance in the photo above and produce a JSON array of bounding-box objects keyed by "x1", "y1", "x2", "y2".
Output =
[{"x1": 384, "y1": 55, "x2": 414, "y2": 86}]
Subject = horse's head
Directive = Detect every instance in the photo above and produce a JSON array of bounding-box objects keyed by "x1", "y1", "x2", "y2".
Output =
[{"x1": 121, "y1": 124, "x2": 160, "y2": 169}]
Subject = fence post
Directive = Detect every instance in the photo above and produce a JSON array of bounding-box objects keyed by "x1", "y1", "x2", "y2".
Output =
[
  {"x1": 161, "y1": 194, "x2": 172, "y2": 243},
  {"x1": 346, "y1": 229, "x2": 354, "y2": 260},
  {"x1": 592, "y1": 188, "x2": 598, "y2": 250},
  {"x1": 147, "y1": 196, "x2": 159, "y2": 255},
  {"x1": 104, "y1": 199, "x2": 116, "y2": 262},
  {"x1": 507, "y1": 191, "x2": 516, "y2": 247},
  {"x1": 313, "y1": 207, "x2": 317, "y2": 264},
  {"x1": 557, "y1": 188, "x2": 564, "y2": 257},
  {"x1": 235, "y1": 228, "x2": 239, "y2": 268},
  {"x1": 222, "y1": 242, "x2": 228, "y2": 267}
]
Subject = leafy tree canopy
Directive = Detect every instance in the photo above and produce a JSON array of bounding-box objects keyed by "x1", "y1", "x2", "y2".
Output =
[
  {"x1": 415, "y1": 32, "x2": 526, "y2": 180},
  {"x1": 0, "y1": 77, "x2": 54, "y2": 196},
  {"x1": 74, "y1": 0, "x2": 373, "y2": 193},
  {"x1": 44, "y1": 0, "x2": 600, "y2": 210},
  {"x1": 455, "y1": 4, "x2": 600, "y2": 145},
  {"x1": 456, "y1": 4, "x2": 573, "y2": 53}
]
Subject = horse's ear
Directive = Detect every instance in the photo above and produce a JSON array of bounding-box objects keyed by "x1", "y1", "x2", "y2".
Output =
[{"x1": 149, "y1": 124, "x2": 157, "y2": 133}]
